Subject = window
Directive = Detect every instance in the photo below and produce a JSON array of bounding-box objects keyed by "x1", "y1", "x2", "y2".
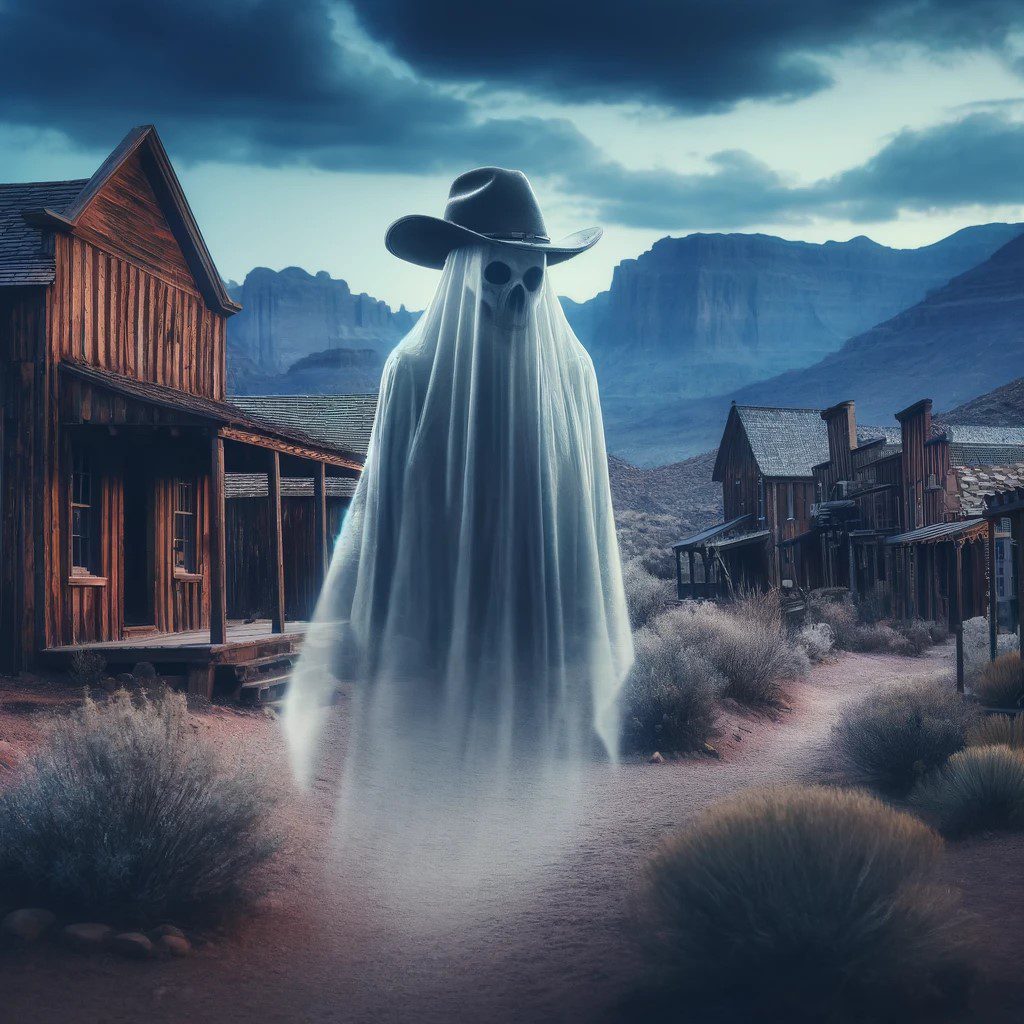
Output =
[
  {"x1": 172, "y1": 478, "x2": 196, "y2": 574},
  {"x1": 786, "y1": 483, "x2": 795, "y2": 521},
  {"x1": 70, "y1": 449, "x2": 96, "y2": 574}
]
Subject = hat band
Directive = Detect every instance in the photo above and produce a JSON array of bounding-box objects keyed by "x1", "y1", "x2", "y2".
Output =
[{"x1": 481, "y1": 230, "x2": 551, "y2": 243}]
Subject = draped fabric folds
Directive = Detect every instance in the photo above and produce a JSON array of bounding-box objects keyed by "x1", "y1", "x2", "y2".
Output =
[{"x1": 283, "y1": 244, "x2": 632, "y2": 887}]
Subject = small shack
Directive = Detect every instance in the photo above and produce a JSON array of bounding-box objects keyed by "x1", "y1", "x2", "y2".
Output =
[{"x1": 0, "y1": 125, "x2": 365, "y2": 700}]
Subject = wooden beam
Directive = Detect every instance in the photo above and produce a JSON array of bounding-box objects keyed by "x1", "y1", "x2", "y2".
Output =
[
  {"x1": 269, "y1": 450, "x2": 285, "y2": 634},
  {"x1": 313, "y1": 460, "x2": 328, "y2": 578},
  {"x1": 988, "y1": 519, "x2": 998, "y2": 662},
  {"x1": 221, "y1": 426, "x2": 361, "y2": 471},
  {"x1": 209, "y1": 434, "x2": 227, "y2": 645}
]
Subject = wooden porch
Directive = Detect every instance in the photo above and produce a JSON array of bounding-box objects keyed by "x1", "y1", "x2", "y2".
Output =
[{"x1": 42, "y1": 619, "x2": 311, "y2": 704}]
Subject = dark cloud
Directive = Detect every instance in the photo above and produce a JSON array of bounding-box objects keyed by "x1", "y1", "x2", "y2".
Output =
[
  {"x1": 1, "y1": 0, "x2": 1022, "y2": 236},
  {"x1": 351, "y1": 0, "x2": 1024, "y2": 112}
]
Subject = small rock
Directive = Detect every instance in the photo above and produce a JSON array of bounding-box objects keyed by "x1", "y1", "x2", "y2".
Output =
[
  {"x1": 733, "y1": 732, "x2": 743, "y2": 742},
  {"x1": 156, "y1": 934, "x2": 192, "y2": 957},
  {"x1": 110, "y1": 931, "x2": 154, "y2": 959},
  {"x1": 2, "y1": 908, "x2": 55, "y2": 943},
  {"x1": 702, "y1": 742, "x2": 721, "y2": 759},
  {"x1": 648, "y1": 751, "x2": 665, "y2": 764},
  {"x1": 149, "y1": 923, "x2": 185, "y2": 940},
  {"x1": 63, "y1": 922, "x2": 113, "y2": 951}
]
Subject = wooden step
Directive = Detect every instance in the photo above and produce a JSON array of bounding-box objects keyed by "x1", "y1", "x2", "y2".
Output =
[
  {"x1": 232, "y1": 652, "x2": 298, "y2": 684},
  {"x1": 239, "y1": 673, "x2": 291, "y2": 705}
]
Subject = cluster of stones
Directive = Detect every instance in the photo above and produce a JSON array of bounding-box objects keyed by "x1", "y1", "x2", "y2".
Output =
[{"x1": 2, "y1": 908, "x2": 192, "y2": 959}]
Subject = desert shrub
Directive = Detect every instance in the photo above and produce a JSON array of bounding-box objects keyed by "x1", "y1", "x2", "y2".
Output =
[
  {"x1": 928, "y1": 621, "x2": 949, "y2": 644},
  {"x1": 620, "y1": 615, "x2": 722, "y2": 754},
  {"x1": 961, "y1": 616, "x2": 1018, "y2": 677},
  {"x1": 0, "y1": 689, "x2": 277, "y2": 925},
  {"x1": 621, "y1": 558, "x2": 673, "y2": 630},
  {"x1": 615, "y1": 511, "x2": 683, "y2": 581},
  {"x1": 971, "y1": 652, "x2": 1024, "y2": 709},
  {"x1": 69, "y1": 649, "x2": 106, "y2": 688},
  {"x1": 638, "y1": 787, "x2": 976, "y2": 1022},
  {"x1": 831, "y1": 677, "x2": 976, "y2": 793},
  {"x1": 890, "y1": 619, "x2": 935, "y2": 656},
  {"x1": 797, "y1": 621, "x2": 835, "y2": 663},
  {"x1": 966, "y1": 713, "x2": 1024, "y2": 749},
  {"x1": 807, "y1": 589, "x2": 933, "y2": 656},
  {"x1": 913, "y1": 745, "x2": 1024, "y2": 836},
  {"x1": 662, "y1": 597, "x2": 804, "y2": 707}
]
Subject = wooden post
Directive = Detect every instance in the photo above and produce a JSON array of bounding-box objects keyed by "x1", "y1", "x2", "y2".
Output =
[
  {"x1": 686, "y1": 550, "x2": 695, "y2": 599},
  {"x1": 209, "y1": 433, "x2": 227, "y2": 646},
  {"x1": 314, "y1": 461, "x2": 328, "y2": 578},
  {"x1": 1014, "y1": 512, "x2": 1024, "y2": 660},
  {"x1": 988, "y1": 518, "x2": 998, "y2": 662},
  {"x1": 955, "y1": 624, "x2": 964, "y2": 693},
  {"x1": 269, "y1": 450, "x2": 285, "y2": 634}
]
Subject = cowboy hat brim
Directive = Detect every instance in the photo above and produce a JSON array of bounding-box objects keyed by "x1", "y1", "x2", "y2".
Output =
[{"x1": 385, "y1": 215, "x2": 602, "y2": 270}]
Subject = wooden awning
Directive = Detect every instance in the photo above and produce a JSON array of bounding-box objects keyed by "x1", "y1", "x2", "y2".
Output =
[
  {"x1": 885, "y1": 518, "x2": 986, "y2": 546},
  {"x1": 60, "y1": 359, "x2": 363, "y2": 471}
]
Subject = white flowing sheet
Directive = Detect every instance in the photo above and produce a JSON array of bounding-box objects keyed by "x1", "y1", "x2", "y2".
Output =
[{"x1": 283, "y1": 244, "x2": 632, "y2": 898}]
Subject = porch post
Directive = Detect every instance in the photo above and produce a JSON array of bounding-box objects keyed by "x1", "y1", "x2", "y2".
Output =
[
  {"x1": 269, "y1": 450, "x2": 285, "y2": 634},
  {"x1": 1014, "y1": 512, "x2": 1024, "y2": 660},
  {"x1": 313, "y1": 461, "x2": 328, "y2": 578},
  {"x1": 209, "y1": 433, "x2": 227, "y2": 646},
  {"x1": 988, "y1": 518, "x2": 997, "y2": 661},
  {"x1": 687, "y1": 550, "x2": 695, "y2": 597}
]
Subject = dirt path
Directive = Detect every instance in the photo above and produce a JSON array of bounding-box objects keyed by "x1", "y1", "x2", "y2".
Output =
[{"x1": 1, "y1": 645, "x2": 1021, "y2": 1023}]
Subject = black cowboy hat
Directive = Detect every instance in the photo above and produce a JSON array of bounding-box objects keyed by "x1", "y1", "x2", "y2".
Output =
[{"x1": 385, "y1": 167, "x2": 602, "y2": 270}]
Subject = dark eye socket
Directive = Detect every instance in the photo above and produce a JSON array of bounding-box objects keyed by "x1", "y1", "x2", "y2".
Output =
[
  {"x1": 484, "y1": 261, "x2": 511, "y2": 285},
  {"x1": 523, "y1": 266, "x2": 543, "y2": 292}
]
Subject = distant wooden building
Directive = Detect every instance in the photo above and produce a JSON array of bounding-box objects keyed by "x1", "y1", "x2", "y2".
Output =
[
  {"x1": 984, "y1": 485, "x2": 1024, "y2": 657},
  {"x1": 0, "y1": 126, "x2": 363, "y2": 698},
  {"x1": 674, "y1": 404, "x2": 826, "y2": 599}
]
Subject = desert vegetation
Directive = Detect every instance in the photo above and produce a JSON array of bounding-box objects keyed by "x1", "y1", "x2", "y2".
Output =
[
  {"x1": 638, "y1": 786, "x2": 977, "y2": 1022},
  {"x1": 967, "y1": 713, "x2": 1024, "y2": 749},
  {"x1": 807, "y1": 588, "x2": 944, "y2": 656},
  {"x1": 0, "y1": 688, "x2": 277, "y2": 926},
  {"x1": 970, "y1": 651, "x2": 1024, "y2": 709},
  {"x1": 912, "y1": 745, "x2": 1024, "y2": 836},
  {"x1": 829, "y1": 676, "x2": 975, "y2": 793}
]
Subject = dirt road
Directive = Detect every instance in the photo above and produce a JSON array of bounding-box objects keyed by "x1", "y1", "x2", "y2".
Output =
[{"x1": 1, "y1": 645, "x2": 1021, "y2": 1023}]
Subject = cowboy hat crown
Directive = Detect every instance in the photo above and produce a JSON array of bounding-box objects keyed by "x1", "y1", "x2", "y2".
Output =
[{"x1": 385, "y1": 167, "x2": 602, "y2": 270}]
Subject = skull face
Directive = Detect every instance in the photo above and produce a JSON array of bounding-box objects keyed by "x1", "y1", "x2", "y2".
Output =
[{"x1": 479, "y1": 248, "x2": 545, "y2": 333}]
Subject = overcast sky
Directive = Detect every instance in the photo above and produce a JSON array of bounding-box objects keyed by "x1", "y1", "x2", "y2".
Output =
[{"x1": 2, "y1": 1, "x2": 1024, "y2": 309}]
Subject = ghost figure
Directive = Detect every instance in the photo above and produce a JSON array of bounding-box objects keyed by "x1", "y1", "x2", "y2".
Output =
[{"x1": 283, "y1": 171, "x2": 632, "y2": 886}]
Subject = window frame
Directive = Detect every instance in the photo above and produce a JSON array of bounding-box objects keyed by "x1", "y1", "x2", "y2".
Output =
[
  {"x1": 70, "y1": 448, "x2": 98, "y2": 577},
  {"x1": 172, "y1": 477, "x2": 198, "y2": 578}
]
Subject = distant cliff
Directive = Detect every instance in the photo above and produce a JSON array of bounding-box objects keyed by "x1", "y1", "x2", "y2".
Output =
[
  {"x1": 618, "y1": 230, "x2": 1024, "y2": 465},
  {"x1": 225, "y1": 267, "x2": 418, "y2": 387},
  {"x1": 566, "y1": 224, "x2": 1022, "y2": 407}
]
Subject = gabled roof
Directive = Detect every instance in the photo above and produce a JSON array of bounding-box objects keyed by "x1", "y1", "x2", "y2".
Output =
[
  {"x1": 1, "y1": 126, "x2": 239, "y2": 316},
  {"x1": 230, "y1": 394, "x2": 379, "y2": 459},
  {"x1": 0, "y1": 179, "x2": 87, "y2": 286},
  {"x1": 713, "y1": 404, "x2": 829, "y2": 480}
]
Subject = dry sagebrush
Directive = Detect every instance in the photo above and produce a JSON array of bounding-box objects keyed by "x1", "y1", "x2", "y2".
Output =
[
  {"x1": 830, "y1": 677, "x2": 975, "y2": 793},
  {"x1": 971, "y1": 651, "x2": 1024, "y2": 709},
  {"x1": 967, "y1": 713, "x2": 1024, "y2": 749},
  {"x1": 639, "y1": 787, "x2": 977, "y2": 1023},
  {"x1": 619, "y1": 616, "x2": 722, "y2": 754},
  {"x1": 913, "y1": 745, "x2": 1024, "y2": 836},
  {"x1": 0, "y1": 689, "x2": 278, "y2": 925},
  {"x1": 621, "y1": 559, "x2": 674, "y2": 630}
]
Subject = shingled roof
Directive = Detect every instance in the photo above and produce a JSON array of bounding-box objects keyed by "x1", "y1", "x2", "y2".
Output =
[
  {"x1": 954, "y1": 463, "x2": 1024, "y2": 516},
  {"x1": 0, "y1": 179, "x2": 87, "y2": 286},
  {"x1": 230, "y1": 394, "x2": 378, "y2": 459},
  {"x1": 934, "y1": 424, "x2": 1024, "y2": 466},
  {"x1": 714, "y1": 405, "x2": 829, "y2": 480}
]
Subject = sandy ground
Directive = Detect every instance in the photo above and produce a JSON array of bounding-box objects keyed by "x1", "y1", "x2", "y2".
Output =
[{"x1": 0, "y1": 645, "x2": 1022, "y2": 1024}]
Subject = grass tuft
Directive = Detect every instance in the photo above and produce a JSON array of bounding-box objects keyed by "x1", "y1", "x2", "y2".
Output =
[{"x1": 638, "y1": 786, "x2": 977, "y2": 1022}]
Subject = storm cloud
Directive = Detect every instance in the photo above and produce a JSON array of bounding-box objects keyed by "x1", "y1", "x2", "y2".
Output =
[{"x1": 1, "y1": 0, "x2": 1022, "y2": 232}]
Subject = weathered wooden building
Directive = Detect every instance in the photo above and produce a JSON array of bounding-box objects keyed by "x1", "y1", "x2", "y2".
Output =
[
  {"x1": 0, "y1": 126, "x2": 364, "y2": 698},
  {"x1": 984, "y1": 485, "x2": 1024, "y2": 657},
  {"x1": 674, "y1": 404, "x2": 826, "y2": 598}
]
